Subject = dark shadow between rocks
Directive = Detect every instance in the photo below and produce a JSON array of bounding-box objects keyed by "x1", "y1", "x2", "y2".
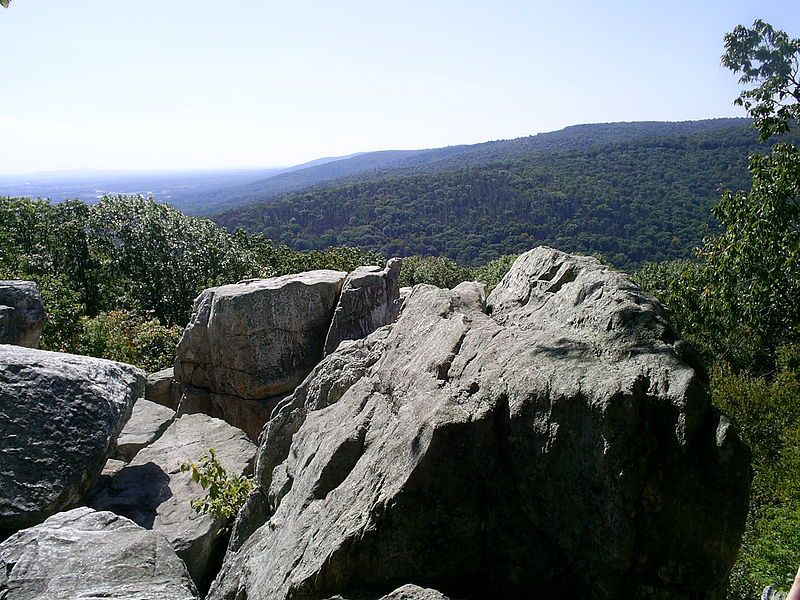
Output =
[{"x1": 88, "y1": 461, "x2": 172, "y2": 529}]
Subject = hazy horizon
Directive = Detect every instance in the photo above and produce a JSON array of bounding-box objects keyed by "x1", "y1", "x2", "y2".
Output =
[
  {"x1": 1, "y1": 0, "x2": 798, "y2": 176},
  {"x1": 0, "y1": 116, "x2": 751, "y2": 179}
]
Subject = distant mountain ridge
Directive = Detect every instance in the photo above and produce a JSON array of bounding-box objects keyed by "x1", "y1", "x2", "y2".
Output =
[
  {"x1": 213, "y1": 118, "x2": 786, "y2": 270},
  {"x1": 197, "y1": 118, "x2": 751, "y2": 215}
]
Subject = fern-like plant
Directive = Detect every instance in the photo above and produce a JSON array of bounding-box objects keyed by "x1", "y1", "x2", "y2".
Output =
[{"x1": 180, "y1": 448, "x2": 254, "y2": 520}]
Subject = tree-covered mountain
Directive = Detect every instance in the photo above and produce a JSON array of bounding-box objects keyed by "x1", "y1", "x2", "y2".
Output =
[
  {"x1": 214, "y1": 120, "x2": 786, "y2": 271},
  {"x1": 196, "y1": 118, "x2": 751, "y2": 215}
]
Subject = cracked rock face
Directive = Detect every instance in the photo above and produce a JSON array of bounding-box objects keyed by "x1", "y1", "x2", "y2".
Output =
[
  {"x1": 0, "y1": 281, "x2": 46, "y2": 348},
  {"x1": 323, "y1": 259, "x2": 401, "y2": 356},
  {"x1": 177, "y1": 385, "x2": 284, "y2": 443},
  {"x1": 0, "y1": 507, "x2": 198, "y2": 600},
  {"x1": 0, "y1": 346, "x2": 144, "y2": 537},
  {"x1": 174, "y1": 270, "x2": 347, "y2": 400},
  {"x1": 146, "y1": 367, "x2": 184, "y2": 410},
  {"x1": 209, "y1": 247, "x2": 751, "y2": 600}
]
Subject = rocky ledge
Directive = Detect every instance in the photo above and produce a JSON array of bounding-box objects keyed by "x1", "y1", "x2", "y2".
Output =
[
  {"x1": 210, "y1": 247, "x2": 751, "y2": 600},
  {"x1": 0, "y1": 249, "x2": 752, "y2": 600}
]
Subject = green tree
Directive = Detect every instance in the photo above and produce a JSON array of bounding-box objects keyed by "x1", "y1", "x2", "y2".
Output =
[
  {"x1": 89, "y1": 195, "x2": 267, "y2": 325},
  {"x1": 699, "y1": 146, "x2": 799, "y2": 371},
  {"x1": 699, "y1": 20, "x2": 800, "y2": 373}
]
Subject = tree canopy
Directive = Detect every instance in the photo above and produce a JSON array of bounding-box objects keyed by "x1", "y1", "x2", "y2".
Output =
[
  {"x1": 695, "y1": 19, "x2": 800, "y2": 372},
  {"x1": 723, "y1": 19, "x2": 800, "y2": 141}
]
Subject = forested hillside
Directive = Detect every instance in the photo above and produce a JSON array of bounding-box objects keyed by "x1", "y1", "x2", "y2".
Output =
[
  {"x1": 198, "y1": 118, "x2": 750, "y2": 215},
  {"x1": 215, "y1": 123, "x2": 785, "y2": 270}
]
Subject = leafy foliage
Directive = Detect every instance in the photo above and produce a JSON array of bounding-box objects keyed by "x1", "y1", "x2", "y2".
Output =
[
  {"x1": 723, "y1": 20, "x2": 800, "y2": 141},
  {"x1": 699, "y1": 145, "x2": 800, "y2": 372},
  {"x1": 713, "y1": 355, "x2": 800, "y2": 599},
  {"x1": 89, "y1": 195, "x2": 269, "y2": 325},
  {"x1": 397, "y1": 253, "x2": 518, "y2": 292},
  {"x1": 0, "y1": 194, "x2": 382, "y2": 368},
  {"x1": 637, "y1": 19, "x2": 800, "y2": 600},
  {"x1": 180, "y1": 448, "x2": 254, "y2": 521},
  {"x1": 398, "y1": 256, "x2": 474, "y2": 289},
  {"x1": 471, "y1": 253, "x2": 519, "y2": 293},
  {"x1": 77, "y1": 311, "x2": 182, "y2": 373}
]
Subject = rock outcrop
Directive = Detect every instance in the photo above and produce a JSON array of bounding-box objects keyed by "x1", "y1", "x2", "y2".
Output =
[
  {"x1": 113, "y1": 398, "x2": 176, "y2": 462},
  {"x1": 90, "y1": 413, "x2": 256, "y2": 590},
  {"x1": 0, "y1": 507, "x2": 198, "y2": 600},
  {"x1": 0, "y1": 346, "x2": 144, "y2": 537},
  {"x1": 0, "y1": 281, "x2": 46, "y2": 348},
  {"x1": 323, "y1": 259, "x2": 401, "y2": 355},
  {"x1": 174, "y1": 270, "x2": 347, "y2": 400},
  {"x1": 209, "y1": 247, "x2": 751, "y2": 600}
]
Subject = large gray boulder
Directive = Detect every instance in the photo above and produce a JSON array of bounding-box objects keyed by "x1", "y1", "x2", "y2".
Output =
[
  {"x1": 174, "y1": 270, "x2": 347, "y2": 400},
  {"x1": 113, "y1": 398, "x2": 176, "y2": 462},
  {"x1": 209, "y1": 247, "x2": 750, "y2": 600},
  {"x1": 0, "y1": 507, "x2": 198, "y2": 600},
  {"x1": 90, "y1": 413, "x2": 256, "y2": 590},
  {"x1": 0, "y1": 346, "x2": 144, "y2": 537},
  {"x1": 0, "y1": 281, "x2": 46, "y2": 348},
  {"x1": 323, "y1": 259, "x2": 401, "y2": 355}
]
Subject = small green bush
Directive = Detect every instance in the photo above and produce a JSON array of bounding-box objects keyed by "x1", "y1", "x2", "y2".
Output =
[
  {"x1": 471, "y1": 253, "x2": 518, "y2": 293},
  {"x1": 180, "y1": 448, "x2": 254, "y2": 521},
  {"x1": 77, "y1": 310, "x2": 182, "y2": 372}
]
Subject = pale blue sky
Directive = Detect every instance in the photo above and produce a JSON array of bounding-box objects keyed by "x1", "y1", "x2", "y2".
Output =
[{"x1": 0, "y1": 0, "x2": 798, "y2": 175}]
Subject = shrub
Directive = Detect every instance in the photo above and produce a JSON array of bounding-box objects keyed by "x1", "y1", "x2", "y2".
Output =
[
  {"x1": 471, "y1": 253, "x2": 518, "y2": 293},
  {"x1": 398, "y1": 255, "x2": 473, "y2": 289},
  {"x1": 78, "y1": 310, "x2": 182, "y2": 372},
  {"x1": 180, "y1": 448, "x2": 254, "y2": 521}
]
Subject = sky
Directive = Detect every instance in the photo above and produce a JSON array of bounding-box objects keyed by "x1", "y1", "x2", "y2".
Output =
[{"x1": 0, "y1": 0, "x2": 798, "y2": 175}]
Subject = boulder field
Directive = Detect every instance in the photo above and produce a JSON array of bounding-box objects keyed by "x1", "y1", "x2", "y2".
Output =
[{"x1": 0, "y1": 251, "x2": 752, "y2": 599}]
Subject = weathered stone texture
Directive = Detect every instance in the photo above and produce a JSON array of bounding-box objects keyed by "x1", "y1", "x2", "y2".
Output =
[
  {"x1": 177, "y1": 385, "x2": 283, "y2": 443},
  {"x1": 209, "y1": 247, "x2": 750, "y2": 600},
  {"x1": 323, "y1": 259, "x2": 401, "y2": 355},
  {"x1": 0, "y1": 346, "x2": 144, "y2": 536},
  {"x1": 0, "y1": 507, "x2": 198, "y2": 600},
  {"x1": 0, "y1": 281, "x2": 46, "y2": 348},
  {"x1": 90, "y1": 413, "x2": 256, "y2": 589},
  {"x1": 113, "y1": 397, "x2": 176, "y2": 462},
  {"x1": 174, "y1": 270, "x2": 347, "y2": 400},
  {"x1": 146, "y1": 366, "x2": 184, "y2": 410}
]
